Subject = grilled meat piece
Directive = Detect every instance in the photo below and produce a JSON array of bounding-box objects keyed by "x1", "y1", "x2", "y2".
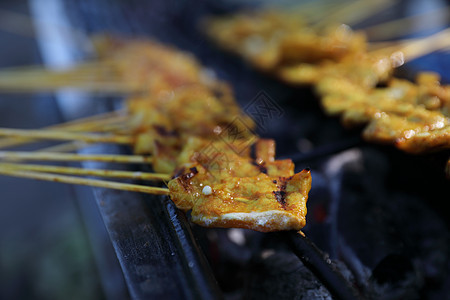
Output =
[{"x1": 169, "y1": 165, "x2": 311, "y2": 232}]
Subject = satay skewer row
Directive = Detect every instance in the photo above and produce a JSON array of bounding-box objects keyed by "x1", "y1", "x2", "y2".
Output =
[
  {"x1": 0, "y1": 1, "x2": 396, "y2": 95},
  {"x1": 0, "y1": 162, "x2": 170, "y2": 181},
  {"x1": 0, "y1": 34, "x2": 313, "y2": 232},
  {"x1": 206, "y1": 5, "x2": 450, "y2": 85},
  {"x1": 204, "y1": 6, "x2": 450, "y2": 177},
  {"x1": 0, "y1": 167, "x2": 170, "y2": 195},
  {"x1": 278, "y1": 27, "x2": 450, "y2": 89}
]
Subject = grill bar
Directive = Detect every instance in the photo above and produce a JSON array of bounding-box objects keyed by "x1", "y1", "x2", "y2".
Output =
[
  {"x1": 81, "y1": 147, "x2": 223, "y2": 299},
  {"x1": 280, "y1": 231, "x2": 364, "y2": 300}
]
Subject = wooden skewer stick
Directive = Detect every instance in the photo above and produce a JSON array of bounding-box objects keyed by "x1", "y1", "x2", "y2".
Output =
[
  {"x1": 313, "y1": 0, "x2": 394, "y2": 29},
  {"x1": 0, "y1": 81, "x2": 137, "y2": 93},
  {"x1": 50, "y1": 110, "x2": 128, "y2": 130},
  {"x1": 36, "y1": 142, "x2": 88, "y2": 153},
  {"x1": 0, "y1": 151, "x2": 151, "y2": 164},
  {"x1": 363, "y1": 6, "x2": 450, "y2": 41},
  {"x1": 0, "y1": 128, "x2": 133, "y2": 144},
  {"x1": 277, "y1": 0, "x2": 345, "y2": 23},
  {"x1": 0, "y1": 63, "x2": 137, "y2": 93},
  {"x1": 0, "y1": 60, "x2": 115, "y2": 73},
  {"x1": 0, "y1": 162, "x2": 171, "y2": 181},
  {"x1": 367, "y1": 37, "x2": 421, "y2": 51},
  {"x1": 369, "y1": 28, "x2": 450, "y2": 63},
  {"x1": 396, "y1": 28, "x2": 450, "y2": 62},
  {"x1": 0, "y1": 110, "x2": 129, "y2": 149},
  {"x1": 0, "y1": 167, "x2": 170, "y2": 195}
]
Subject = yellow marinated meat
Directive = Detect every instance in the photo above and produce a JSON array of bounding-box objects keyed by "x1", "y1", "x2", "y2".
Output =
[
  {"x1": 205, "y1": 9, "x2": 450, "y2": 173},
  {"x1": 94, "y1": 36, "x2": 205, "y2": 92},
  {"x1": 394, "y1": 126, "x2": 450, "y2": 153},
  {"x1": 174, "y1": 137, "x2": 294, "y2": 179},
  {"x1": 206, "y1": 10, "x2": 368, "y2": 72},
  {"x1": 205, "y1": 10, "x2": 308, "y2": 70},
  {"x1": 167, "y1": 136, "x2": 310, "y2": 232},
  {"x1": 95, "y1": 37, "x2": 256, "y2": 174},
  {"x1": 92, "y1": 36, "x2": 313, "y2": 231},
  {"x1": 205, "y1": 9, "x2": 401, "y2": 90},
  {"x1": 168, "y1": 165, "x2": 311, "y2": 232},
  {"x1": 280, "y1": 51, "x2": 394, "y2": 89},
  {"x1": 318, "y1": 72, "x2": 450, "y2": 154}
]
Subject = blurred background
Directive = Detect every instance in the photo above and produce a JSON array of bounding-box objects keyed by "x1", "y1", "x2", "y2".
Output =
[{"x1": 0, "y1": 1, "x2": 104, "y2": 299}]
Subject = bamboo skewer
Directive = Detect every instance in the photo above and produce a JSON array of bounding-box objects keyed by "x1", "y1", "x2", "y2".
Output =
[
  {"x1": 0, "y1": 62, "x2": 136, "y2": 93},
  {"x1": 397, "y1": 28, "x2": 450, "y2": 62},
  {"x1": 369, "y1": 28, "x2": 450, "y2": 63},
  {"x1": 36, "y1": 142, "x2": 88, "y2": 153},
  {"x1": 50, "y1": 110, "x2": 127, "y2": 130},
  {"x1": 0, "y1": 81, "x2": 137, "y2": 93},
  {"x1": 367, "y1": 38, "x2": 421, "y2": 51},
  {"x1": 0, "y1": 151, "x2": 151, "y2": 164},
  {"x1": 363, "y1": 7, "x2": 450, "y2": 41},
  {"x1": 277, "y1": 1, "x2": 347, "y2": 24},
  {"x1": 0, "y1": 128, "x2": 133, "y2": 144},
  {"x1": 313, "y1": 0, "x2": 394, "y2": 29},
  {"x1": 0, "y1": 167, "x2": 170, "y2": 195},
  {"x1": 0, "y1": 110, "x2": 129, "y2": 149},
  {"x1": 0, "y1": 162, "x2": 171, "y2": 181}
]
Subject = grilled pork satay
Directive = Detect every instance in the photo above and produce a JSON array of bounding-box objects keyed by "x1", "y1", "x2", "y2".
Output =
[
  {"x1": 319, "y1": 72, "x2": 450, "y2": 153},
  {"x1": 205, "y1": 7, "x2": 450, "y2": 170},
  {"x1": 100, "y1": 35, "x2": 315, "y2": 232},
  {"x1": 128, "y1": 84, "x2": 255, "y2": 174},
  {"x1": 168, "y1": 138, "x2": 310, "y2": 232},
  {"x1": 94, "y1": 37, "x2": 255, "y2": 173},
  {"x1": 0, "y1": 35, "x2": 313, "y2": 232},
  {"x1": 278, "y1": 50, "x2": 394, "y2": 89},
  {"x1": 205, "y1": 10, "x2": 368, "y2": 71},
  {"x1": 205, "y1": 7, "x2": 450, "y2": 90},
  {"x1": 169, "y1": 166, "x2": 311, "y2": 232},
  {"x1": 204, "y1": 9, "x2": 398, "y2": 90},
  {"x1": 55, "y1": 37, "x2": 314, "y2": 231}
]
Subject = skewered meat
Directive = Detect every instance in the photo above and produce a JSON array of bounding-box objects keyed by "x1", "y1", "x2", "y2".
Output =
[
  {"x1": 205, "y1": 9, "x2": 450, "y2": 171},
  {"x1": 93, "y1": 36, "x2": 312, "y2": 231},
  {"x1": 319, "y1": 72, "x2": 450, "y2": 153},
  {"x1": 169, "y1": 165, "x2": 311, "y2": 232},
  {"x1": 205, "y1": 9, "x2": 395, "y2": 89}
]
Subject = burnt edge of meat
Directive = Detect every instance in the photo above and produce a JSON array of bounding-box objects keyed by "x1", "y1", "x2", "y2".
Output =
[
  {"x1": 250, "y1": 143, "x2": 257, "y2": 160},
  {"x1": 212, "y1": 86, "x2": 224, "y2": 99},
  {"x1": 251, "y1": 161, "x2": 267, "y2": 174},
  {"x1": 273, "y1": 177, "x2": 289, "y2": 208},
  {"x1": 153, "y1": 125, "x2": 179, "y2": 137},
  {"x1": 172, "y1": 167, "x2": 186, "y2": 179},
  {"x1": 177, "y1": 167, "x2": 199, "y2": 190}
]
